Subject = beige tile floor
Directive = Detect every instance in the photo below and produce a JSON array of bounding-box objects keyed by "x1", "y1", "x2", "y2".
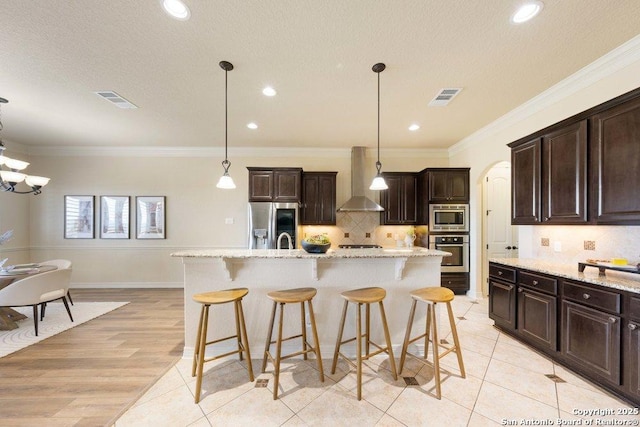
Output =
[{"x1": 114, "y1": 297, "x2": 637, "y2": 427}]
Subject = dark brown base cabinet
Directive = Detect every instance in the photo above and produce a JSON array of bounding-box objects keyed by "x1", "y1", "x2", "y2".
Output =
[
  {"x1": 441, "y1": 273, "x2": 469, "y2": 295},
  {"x1": 562, "y1": 300, "x2": 620, "y2": 385},
  {"x1": 629, "y1": 296, "x2": 640, "y2": 399},
  {"x1": 489, "y1": 262, "x2": 639, "y2": 405},
  {"x1": 519, "y1": 287, "x2": 557, "y2": 351},
  {"x1": 488, "y1": 264, "x2": 516, "y2": 331}
]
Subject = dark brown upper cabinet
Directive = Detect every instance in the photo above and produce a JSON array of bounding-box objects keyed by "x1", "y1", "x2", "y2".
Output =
[
  {"x1": 247, "y1": 167, "x2": 302, "y2": 202},
  {"x1": 509, "y1": 87, "x2": 640, "y2": 225},
  {"x1": 300, "y1": 172, "x2": 337, "y2": 225},
  {"x1": 428, "y1": 168, "x2": 469, "y2": 203},
  {"x1": 542, "y1": 120, "x2": 588, "y2": 224},
  {"x1": 380, "y1": 173, "x2": 418, "y2": 225},
  {"x1": 511, "y1": 138, "x2": 541, "y2": 224},
  {"x1": 591, "y1": 96, "x2": 640, "y2": 224},
  {"x1": 248, "y1": 168, "x2": 273, "y2": 201}
]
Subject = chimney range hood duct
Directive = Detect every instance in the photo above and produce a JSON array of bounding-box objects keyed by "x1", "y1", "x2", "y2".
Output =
[{"x1": 337, "y1": 147, "x2": 385, "y2": 212}]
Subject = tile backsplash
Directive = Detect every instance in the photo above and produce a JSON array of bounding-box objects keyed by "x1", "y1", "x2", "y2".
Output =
[
  {"x1": 301, "y1": 212, "x2": 428, "y2": 248},
  {"x1": 530, "y1": 225, "x2": 640, "y2": 264}
]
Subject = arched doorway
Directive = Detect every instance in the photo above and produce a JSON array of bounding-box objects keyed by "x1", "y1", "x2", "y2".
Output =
[{"x1": 481, "y1": 161, "x2": 517, "y2": 295}]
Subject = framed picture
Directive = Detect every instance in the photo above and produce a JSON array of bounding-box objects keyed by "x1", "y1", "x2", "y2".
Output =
[
  {"x1": 100, "y1": 196, "x2": 130, "y2": 239},
  {"x1": 64, "y1": 195, "x2": 95, "y2": 239},
  {"x1": 136, "y1": 196, "x2": 165, "y2": 239}
]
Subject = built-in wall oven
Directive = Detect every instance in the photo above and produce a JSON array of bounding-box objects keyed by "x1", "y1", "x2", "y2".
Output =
[
  {"x1": 429, "y1": 234, "x2": 469, "y2": 273},
  {"x1": 429, "y1": 204, "x2": 469, "y2": 232}
]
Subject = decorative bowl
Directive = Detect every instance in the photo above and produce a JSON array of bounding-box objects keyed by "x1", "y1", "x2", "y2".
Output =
[{"x1": 301, "y1": 240, "x2": 331, "y2": 254}]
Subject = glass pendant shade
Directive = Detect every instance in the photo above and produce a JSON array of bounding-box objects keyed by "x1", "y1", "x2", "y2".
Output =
[
  {"x1": 216, "y1": 173, "x2": 236, "y2": 189},
  {"x1": 4, "y1": 158, "x2": 29, "y2": 170},
  {"x1": 369, "y1": 174, "x2": 388, "y2": 190},
  {"x1": 25, "y1": 175, "x2": 50, "y2": 187},
  {"x1": 0, "y1": 170, "x2": 26, "y2": 183}
]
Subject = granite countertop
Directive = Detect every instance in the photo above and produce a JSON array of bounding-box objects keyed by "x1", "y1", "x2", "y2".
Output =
[
  {"x1": 490, "y1": 258, "x2": 640, "y2": 295},
  {"x1": 172, "y1": 247, "x2": 451, "y2": 259}
]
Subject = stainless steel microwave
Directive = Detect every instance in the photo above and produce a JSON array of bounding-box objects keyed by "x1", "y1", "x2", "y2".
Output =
[{"x1": 429, "y1": 204, "x2": 469, "y2": 232}]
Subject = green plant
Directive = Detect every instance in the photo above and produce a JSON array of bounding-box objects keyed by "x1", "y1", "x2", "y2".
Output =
[
  {"x1": 305, "y1": 233, "x2": 330, "y2": 245},
  {"x1": 406, "y1": 226, "x2": 416, "y2": 238}
]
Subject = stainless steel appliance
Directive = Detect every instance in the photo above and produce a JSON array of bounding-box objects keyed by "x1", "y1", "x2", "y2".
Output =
[
  {"x1": 429, "y1": 204, "x2": 469, "y2": 232},
  {"x1": 429, "y1": 234, "x2": 469, "y2": 272},
  {"x1": 248, "y1": 202, "x2": 299, "y2": 249}
]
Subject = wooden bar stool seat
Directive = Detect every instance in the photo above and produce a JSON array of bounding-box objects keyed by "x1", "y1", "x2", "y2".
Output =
[
  {"x1": 191, "y1": 288, "x2": 254, "y2": 403},
  {"x1": 331, "y1": 286, "x2": 398, "y2": 400},
  {"x1": 262, "y1": 287, "x2": 324, "y2": 400},
  {"x1": 398, "y1": 286, "x2": 465, "y2": 399}
]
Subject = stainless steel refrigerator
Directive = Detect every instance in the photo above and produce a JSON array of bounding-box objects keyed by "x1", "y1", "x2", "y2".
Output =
[{"x1": 248, "y1": 202, "x2": 299, "y2": 249}]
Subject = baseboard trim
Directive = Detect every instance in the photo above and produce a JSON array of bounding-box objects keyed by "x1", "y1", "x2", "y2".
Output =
[{"x1": 70, "y1": 282, "x2": 183, "y2": 289}]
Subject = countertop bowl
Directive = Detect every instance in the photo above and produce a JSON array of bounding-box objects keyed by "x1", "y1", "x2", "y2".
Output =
[{"x1": 301, "y1": 241, "x2": 331, "y2": 254}]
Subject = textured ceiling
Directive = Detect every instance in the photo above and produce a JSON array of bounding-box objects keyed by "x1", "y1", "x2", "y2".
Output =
[{"x1": 0, "y1": 0, "x2": 639, "y2": 150}]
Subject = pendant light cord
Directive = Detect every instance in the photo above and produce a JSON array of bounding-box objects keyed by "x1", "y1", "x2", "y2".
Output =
[
  {"x1": 222, "y1": 64, "x2": 230, "y2": 172},
  {"x1": 376, "y1": 69, "x2": 381, "y2": 172}
]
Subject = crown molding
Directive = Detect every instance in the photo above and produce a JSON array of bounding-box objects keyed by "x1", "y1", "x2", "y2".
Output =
[
  {"x1": 448, "y1": 34, "x2": 640, "y2": 157},
  {"x1": 26, "y1": 145, "x2": 449, "y2": 159}
]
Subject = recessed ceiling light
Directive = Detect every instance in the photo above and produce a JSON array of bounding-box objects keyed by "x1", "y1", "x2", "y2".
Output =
[
  {"x1": 262, "y1": 87, "x2": 277, "y2": 97},
  {"x1": 247, "y1": 122, "x2": 258, "y2": 129},
  {"x1": 161, "y1": 0, "x2": 191, "y2": 21},
  {"x1": 408, "y1": 124, "x2": 420, "y2": 131},
  {"x1": 511, "y1": 1, "x2": 543, "y2": 24}
]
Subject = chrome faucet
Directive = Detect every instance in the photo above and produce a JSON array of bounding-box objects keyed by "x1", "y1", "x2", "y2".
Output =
[{"x1": 277, "y1": 232, "x2": 293, "y2": 250}]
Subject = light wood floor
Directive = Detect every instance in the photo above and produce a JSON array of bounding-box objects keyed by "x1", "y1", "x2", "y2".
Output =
[{"x1": 0, "y1": 288, "x2": 184, "y2": 427}]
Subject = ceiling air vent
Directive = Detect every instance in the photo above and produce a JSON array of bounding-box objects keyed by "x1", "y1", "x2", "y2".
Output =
[
  {"x1": 428, "y1": 88, "x2": 462, "y2": 107},
  {"x1": 94, "y1": 91, "x2": 138, "y2": 109}
]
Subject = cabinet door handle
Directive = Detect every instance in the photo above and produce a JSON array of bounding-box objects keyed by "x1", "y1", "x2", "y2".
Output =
[
  {"x1": 506, "y1": 246, "x2": 512, "y2": 250},
  {"x1": 609, "y1": 317, "x2": 617, "y2": 324},
  {"x1": 518, "y1": 288, "x2": 523, "y2": 293},
  {"x1": 532, "y1": 280, "x2": 538, "y2": 286},
  {"x1": 582, "y1": 293, "x2": 590, "y2": 300},
  {"x1": 629, "y1": 323, "x2": 638, "y2": 331}
]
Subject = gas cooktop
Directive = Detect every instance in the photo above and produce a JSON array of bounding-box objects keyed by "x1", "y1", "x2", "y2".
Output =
[{"x1": 338, "y1": 244, "x2": 382, "y2": 249}]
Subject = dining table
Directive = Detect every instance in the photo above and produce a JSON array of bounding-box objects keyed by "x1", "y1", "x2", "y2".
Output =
[{"x1": 0, "y1": 264, "x2": 57, "y2": 331}]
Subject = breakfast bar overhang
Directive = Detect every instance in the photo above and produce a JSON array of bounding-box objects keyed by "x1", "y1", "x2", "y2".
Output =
[{"x1": 172, "y1": 248, "x2": 451, "y2": 358}]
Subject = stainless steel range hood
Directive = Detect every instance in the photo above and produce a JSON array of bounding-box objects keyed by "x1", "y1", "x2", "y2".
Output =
[{"x1": 337, "y1": 147, "x2": 384, "y2": 212}]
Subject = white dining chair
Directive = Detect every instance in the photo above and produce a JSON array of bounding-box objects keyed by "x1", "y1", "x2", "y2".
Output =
[
  {"x1": 40, "y1": 259, "x2": 73, "y2": 304},
  {"x1": 0, "y1": 269, "x2": 73, "y2": 336}
]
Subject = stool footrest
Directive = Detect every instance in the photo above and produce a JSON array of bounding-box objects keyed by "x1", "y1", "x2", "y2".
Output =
[
  {"x1": 268, "y1": 333, "x2": 303, "y2": 346},
  {"x1": 203, "y1": 346, "x2": 246, "y2": 364},
  {"x1": 205, "y1": 333, "x2": 240, "y2": 347},
  {"x1": 335, "y1": 340, "x2": 387, "y2": 361},
  {"x1": 265, "y1": 344, "x2": 319, "y2": 365}
]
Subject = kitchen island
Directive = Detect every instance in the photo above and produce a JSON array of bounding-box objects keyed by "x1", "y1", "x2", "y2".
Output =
[{"x1": 171, "y1": 248, "x2": 451, "y2": 358}]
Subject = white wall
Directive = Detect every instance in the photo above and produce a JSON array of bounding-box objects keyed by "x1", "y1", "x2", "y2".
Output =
[
  {"x1": 1, "y1": 147, "x2": 447, "y2": 287},
  {"x1": 449, "y1": 36, "x2": 640, "y2": 298}
]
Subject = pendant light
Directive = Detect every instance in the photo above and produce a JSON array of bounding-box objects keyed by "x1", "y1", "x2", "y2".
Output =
[
  {"x1": 369, "y1": 63, "x2": 388, "y2": 191},
  {"x1": 216, "y1": 61, "x2": 236, "y2": 189}
]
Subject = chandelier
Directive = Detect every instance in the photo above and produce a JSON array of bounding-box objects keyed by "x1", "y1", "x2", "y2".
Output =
[{"x1": 0, "y1": 97, "x2": 50, "y2": 195}]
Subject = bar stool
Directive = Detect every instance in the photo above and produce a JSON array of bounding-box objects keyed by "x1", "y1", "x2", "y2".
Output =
[
  {"x1": 398, "y1": 287, "x2": 465, "y2": 399},
  {"x1": 262, "y1": 287, "x2": 324, "y2": 400},
  {"x1": 331, "y1": 287, "x2": 398, "y2": 400},
  {"x1": 191, "y1": 288, "x2": 254, "y2": 403}
]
